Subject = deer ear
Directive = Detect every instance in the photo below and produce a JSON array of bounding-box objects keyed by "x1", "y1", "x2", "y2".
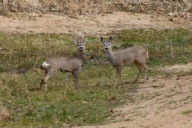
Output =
[
  {"x1": 72, "y1": 39, "x2": 77, "y2": 45},
  {"x1": 100, "y1": 37, "x2": 105, "y2": 43},
  {"x1": 108, "y1": 36, "x2": 112, "y2": 42},
  {"x1": 81, "y1": 34, "x2": 84, "y2": 40},
  {"x1": 83, "y1": 38, "x2": 87, "y2": 43}
]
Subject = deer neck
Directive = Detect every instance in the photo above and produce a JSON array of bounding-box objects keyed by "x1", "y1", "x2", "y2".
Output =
[
  {"x1": 76, "y1": 51, "x2": 86, "y2": 61},
  {"x1": 105, "y1": 49, "x2": 116, "y2": 63},
  {"x1": 105, "y1": 49, "x2": 114, "y2": 58}
]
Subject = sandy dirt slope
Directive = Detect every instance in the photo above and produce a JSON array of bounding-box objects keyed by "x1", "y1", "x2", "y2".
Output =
[
  {"x1": 77, "y1": 63, "x2": 192, "y2": 128},
  {"x1": 0, "y1": 11, "x2": 191, "y2": 36}
]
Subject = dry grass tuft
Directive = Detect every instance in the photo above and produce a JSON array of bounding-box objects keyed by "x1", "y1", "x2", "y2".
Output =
[
  {"x1": 0, "y1": 0, "x2": 192, "y2": 17},
  {"x1": 0, "y1": 103, "x2": 10, "y2": 121}
]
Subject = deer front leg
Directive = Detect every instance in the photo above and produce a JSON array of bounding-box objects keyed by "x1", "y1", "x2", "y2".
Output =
[
  {"x1": 115, "y1": 67, "x2": 123, "y2": 87},
  {"x1": 115, "y1": 68, "x2": 118, "y2": 87},
  {"x1": 118, "y1": 67, "x2": 123, "y2": 85},
  {"x1": 72, "y1": 71, "x2": 79, "y2": 90}
]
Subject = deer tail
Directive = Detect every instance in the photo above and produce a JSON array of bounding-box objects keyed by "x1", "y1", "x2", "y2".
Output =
[{"x1": 146, "y1": 51, "x2": 149, "y2": 59}]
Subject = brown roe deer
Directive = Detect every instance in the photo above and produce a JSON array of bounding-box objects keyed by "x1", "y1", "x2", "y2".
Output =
[
  {"x1": 40, "y1": 36, "x2": 87, "y2": 90},
  {"x1": 100, "y1": 36, "x2": 149, "y2": 87}
]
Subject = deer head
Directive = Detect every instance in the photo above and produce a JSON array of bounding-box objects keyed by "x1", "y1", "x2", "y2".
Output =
[
  {"x1": 73, "y1": 35, "x2": 87, "y2": 52},
  {"x1": 100, "y1": 36, "x2": 112, "y2": 51}
]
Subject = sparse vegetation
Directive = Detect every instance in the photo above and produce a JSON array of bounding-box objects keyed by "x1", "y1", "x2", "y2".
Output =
[
  {"x1": 167, "y1": 100, "x2": 176, "y2": 104},
  {"x1": 181, "y1": 110, "x2": 192, "y2": 114},
  {"x1": 0, "y1": 0, "x2": 191, "y2": 15}
]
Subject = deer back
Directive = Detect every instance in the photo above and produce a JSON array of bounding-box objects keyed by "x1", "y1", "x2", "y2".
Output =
[
  {"x1": 44, "y1": 55, "x2": 84, "y2": 72},
  {"x1": 114, "y1": 46, "x2": 147, "y2": 65}
]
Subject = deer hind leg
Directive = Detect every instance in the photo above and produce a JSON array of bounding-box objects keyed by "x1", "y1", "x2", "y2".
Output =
[
  {"x1": 136, "y1": 60, "x2": 148, "y2": 83},
  {"x1": 40, "y1": 69, "x2": 48, "y2": 90},
  {"x1": 140, "y1": 62, "x2": 148, "y2": 83},
  {"x1": 72, "y1": 71, "x2": 79, "y2": 90},
  {"x1": 41, "y1": 69, "x2": 58, "y2": 91},
  {"x1": 134, "y1": 61, "x2": 144, "y2": 83}
]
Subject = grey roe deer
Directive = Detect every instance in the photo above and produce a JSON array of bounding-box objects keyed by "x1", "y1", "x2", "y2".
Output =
[
  {"x1": 100, "y1": 36, "x2": 149, "y2": 87},
  {"x1": 40, "y1": 36, "x2": 87, "y2": 90}
]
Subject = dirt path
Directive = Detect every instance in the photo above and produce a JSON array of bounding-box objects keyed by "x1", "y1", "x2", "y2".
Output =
[{"x1": 0, "y1": 12, "x2": 191, "y2": 36}]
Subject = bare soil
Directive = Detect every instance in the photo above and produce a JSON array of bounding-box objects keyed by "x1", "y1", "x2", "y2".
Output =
[
  {"x1": 0, "y1": 11, "x2": 191, "y2": 36},
  {"x1": 0, "y1": 11, "x2": 192, "y2": 128}
]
